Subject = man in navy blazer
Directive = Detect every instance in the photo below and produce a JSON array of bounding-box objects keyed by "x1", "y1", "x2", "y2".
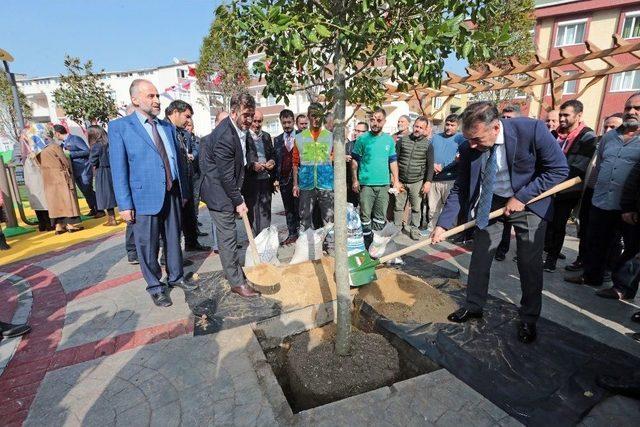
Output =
[
  {"x1": 109, "y1": 79, "x2": 197, "y2": 307},
  {"x1": 53, "y1": 125, "x2": 100, "y2": 217},
  {"x1": 431, "y1": 101, "x2": 568, "y2": 343}
]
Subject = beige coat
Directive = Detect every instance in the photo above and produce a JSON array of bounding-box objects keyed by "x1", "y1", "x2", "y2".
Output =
[{"x1": 39, "y1": 144, "x2": 81, "y2": 219}]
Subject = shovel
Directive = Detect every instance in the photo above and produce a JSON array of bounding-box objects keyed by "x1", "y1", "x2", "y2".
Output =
[
  {"x1": 349, "y1": 177, "x2": 582, "y2": 287},
  {"x1": 240, "y1": 211, "x2": 281, "y2": 286}
]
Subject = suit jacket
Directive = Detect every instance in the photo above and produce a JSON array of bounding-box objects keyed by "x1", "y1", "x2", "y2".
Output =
[
  {"x1": 108, "y1": 113, "x2": 186, "y2": 215},
  {"x1": 64, "y1": 134, "x2": 93, "y2": 185},
  {"x1": 174, "y1": 127, "x2": 200, "y2": 199},
  {"x1": 437, "y1": 117, "x2": 569, "y2": 230},
  {"x1": 245, "y1": 130, "x2": 276, "y2": 190},
  {"x1": 200, "y1": 116, "x2": 248, "y2": 212}
]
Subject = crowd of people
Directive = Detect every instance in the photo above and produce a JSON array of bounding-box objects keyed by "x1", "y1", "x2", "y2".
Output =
[{"x1": 2, "y1": 81, "x2": 639, "y2": 349}]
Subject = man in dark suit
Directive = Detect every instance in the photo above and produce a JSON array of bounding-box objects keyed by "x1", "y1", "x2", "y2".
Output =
[
  {"x1": 200, "y1": 92, "x2": 261, "y2": 298},
  {"x1": 431, "y1": 101, "x2": 568, "y2": 343},
  {"x1": 273, "y1": 109, "x2": 300, "y2": 244},
  {"x1": 110, "y1": 79, "x2": 196, "y2": 307},
  {"x1": 53, "y1": 125, "x2": 101, "y2": 217},
  {"x1": 165, "y1": 100, "x2": 210, "y2": 253},
  {"x1": 245, "y1": 110, "x2": 276, "y2": 235}
]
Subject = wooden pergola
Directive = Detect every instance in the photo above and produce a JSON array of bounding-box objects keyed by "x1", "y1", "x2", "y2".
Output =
[{"x1": 387, "y1": 34, "x2": 640, "y2": 116}]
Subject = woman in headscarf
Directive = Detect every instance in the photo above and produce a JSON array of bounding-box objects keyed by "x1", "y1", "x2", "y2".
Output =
[{"x1": 88, "y1": 125, "x2": 118, "y2": 225}]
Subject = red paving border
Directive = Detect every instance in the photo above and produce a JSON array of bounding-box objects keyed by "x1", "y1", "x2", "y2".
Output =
[{"x1": 0, "y1": 242, "x2": 469, "y2": 426}]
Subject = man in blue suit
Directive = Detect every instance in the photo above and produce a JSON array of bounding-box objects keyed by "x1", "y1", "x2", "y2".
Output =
[
  {"x1": 431, "y1": 101, "x2": 568, "y2": 343},
  {"x1": 109, "y1": 79, "x2": 197, "y2": 307},
  {"x1": 53, "y1": 125, "x2": 101, "y2": 217}
]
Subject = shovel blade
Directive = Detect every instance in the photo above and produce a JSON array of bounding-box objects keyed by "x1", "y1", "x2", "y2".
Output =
[{"x1": 348, "y1": 250, "x2": 380, "y2": 287}]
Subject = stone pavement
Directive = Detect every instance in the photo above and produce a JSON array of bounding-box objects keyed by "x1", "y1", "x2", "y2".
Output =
[{"x1": 1, "y1": 195, "x2": 639, "y2": 425}]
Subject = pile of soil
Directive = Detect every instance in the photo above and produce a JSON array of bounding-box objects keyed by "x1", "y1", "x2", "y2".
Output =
[
  {"x1": 251, "y1": 258, "x2": 338, "y2": 310},
  {"x1": 355, "y1": 268, "x2": 458, "y2": 324},
  {"x1": 285, "y1": 323, "x2": 400, "y2": 410}
]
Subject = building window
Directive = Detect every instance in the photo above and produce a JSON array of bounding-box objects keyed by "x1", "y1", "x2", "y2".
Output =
[
  {"x1": 555, "y1": 19, "x2": 587, "y2": 47},
  {"x1": 611, "y1": 71, "x2": 640, "y2": 92},
  {"x1": 546, "y1": 70, "x2": 579, "y2": 95},
  {"x1": 266, "y1": 95, "x2": 277, "y2": 106},
  {"x1": 623, "y1": 11, "x2": 640, "y2": 39},
  {"x1": 433, "y1": 97, "x2": 444, "y2": 109},
  {"x1": 177, "y1": 69, "x2": 187, "y2": 79}
]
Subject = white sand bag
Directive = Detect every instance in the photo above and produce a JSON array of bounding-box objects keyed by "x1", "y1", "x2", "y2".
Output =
[
  {"x1": 369, "y1": 222, "x2": 401, "y2": 260},
  {"x1": 290, "y1": 225, "x2": 331, "y2": 265},
  {"x1": 245, "y1": 225, "x2": 281, "y2": 267}
]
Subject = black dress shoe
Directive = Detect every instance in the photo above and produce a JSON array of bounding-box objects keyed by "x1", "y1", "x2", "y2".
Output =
[
  {"x1": 447, "y1": 308, "x2": 483, "y2": 323},
  {"x1": 631, "y1": 311, "x2": 640, "y2": 324},
  {"x1": 557, "y1": 252, "x2": 566, "y2": 260},
  {"x1": 627, "y1": 332, "x2": 640, "y2": 342},
  {"x1": 565, "y1": 259, "x2": 583, "y2": 271},
  {"x1": 494, "y1": 252, "x2": 506, "y2": 261},
  {"x1": 518, "y1": 321, "x2": 537, "y2": 343},
  {"x1": 597, "y1": 374, "x2": 640, "y2": 399},
  {"x1": 595, "y1": 287, "x2": 631, "y2": 300},
  {"x1": 543, "y1": 257, "x2": 557, "y2": 273},
  {"x1": 197, "y1": 230, "x2": 209, "y2": 237},
  {"x1": 151, "y1": 292, "x2": 173, "y2": 307},
  {"x1": 169, "y1": 278, "x2": 198, "y2": 292},
  {"x1": 185, "y1": 243, "x2": 211, "y2": 252},
  {"x1": 0, "y1": 321, "x2": 32, "y2": 338},
  {"x1": 127, "y1": 253, "x2": 139, "y2": 265}
]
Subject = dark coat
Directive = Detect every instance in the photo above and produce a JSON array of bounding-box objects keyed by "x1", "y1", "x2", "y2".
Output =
[
  {"x1": 396, "y1": 134, "x2": 434, "y2": 184},
  {"x1": 244, "y1": 131, "x2": 276, "y2": 193},
  {"x1": 175, "y1": 127, "x2": 200, "y2": 199},
  {"x1": 89, "y1": 142, "x2": 117, "y2": 210},
  {"x1": 558, "y1": 126, "x2": 597, "y2": 199},
  {"x1": 437, "y1": 117, "x2": 569, "y2": 230},
  {"x1": 64, "y1": 134, "x2": 93, "y2": 186},
  {"x1": 200, "y1": 117, "x2": 248, "y2": 212}
]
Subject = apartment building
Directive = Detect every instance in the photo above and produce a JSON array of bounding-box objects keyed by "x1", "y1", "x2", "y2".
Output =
[{"x1": 528, "y1": 0, "x2": 640, "y2": 132}]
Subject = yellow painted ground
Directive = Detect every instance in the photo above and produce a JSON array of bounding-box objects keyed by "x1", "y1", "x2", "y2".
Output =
[{"x1": 1, "y1": 199, "x2": 126, "y2": 265}]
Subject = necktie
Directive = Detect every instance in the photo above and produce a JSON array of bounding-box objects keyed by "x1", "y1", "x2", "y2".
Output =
[
  {"x1": 148, "y1": 119, "x2": 173, "y2": 191},
  {"x1": 476, "y1": 145, "x2": 498, "y2": 229},
  {"x1": 285, "y1": 133, "x2": 294, "y2": 151}
]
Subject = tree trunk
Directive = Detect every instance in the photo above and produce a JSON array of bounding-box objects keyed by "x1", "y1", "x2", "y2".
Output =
[{"x1": 333, "y1": 52, "x2": 351, "y2": 356}]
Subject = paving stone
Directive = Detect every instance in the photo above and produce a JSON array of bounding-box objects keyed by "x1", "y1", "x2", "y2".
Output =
[{"x1": 579, "y1": 395, "x2": 640, "y2": 426}]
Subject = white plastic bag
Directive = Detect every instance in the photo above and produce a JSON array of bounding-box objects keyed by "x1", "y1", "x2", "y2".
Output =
[
  {"x1": 369, "y1": 222, "x2": 401, "y2": 260},
  {"x1": 290, "y1": 224, "x2": 332, "y2": 265},
  {"x1": 245, "y1": 225, "x2": 281, "y2": 267}
]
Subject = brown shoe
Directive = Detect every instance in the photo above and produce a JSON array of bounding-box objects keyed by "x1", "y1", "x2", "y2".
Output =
[
  {"x1": 230, "y1": 284, "x2": 261, "y2": 297},
  {"x1": 564, "y1": 275, "x2": 594, "y2": 286},
  {"x1": 66, "y1": 224, "x2": 84, "y2": 233},
  {"x1": 104, "y1": 215, "x2": 118, "y2": 226}
]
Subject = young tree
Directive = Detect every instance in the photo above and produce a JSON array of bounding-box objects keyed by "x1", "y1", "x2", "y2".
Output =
[
  {"x1": 215, "y1": 0, "x2": 512, "y2": 356},
  {"x1": 197, "y1": 9, "x2": 250, "y2": 111},
  {"x1": 0, "y1": 72, "x2": 31, "y2": 141},
  {"x1": 53, "y1": 56, "x2": 117, "y2": 126}
]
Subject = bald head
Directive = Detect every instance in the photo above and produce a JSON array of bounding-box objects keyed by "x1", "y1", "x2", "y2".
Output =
[
  {"x1": 251, "y1": 110, "x2": 264, "y2": 133},
  {"x1": 129, "y1": 79, "x2": 161, "y2": 118},
  {"x1": 545, "y1": 110, "x2": 559, "y2": 132}
]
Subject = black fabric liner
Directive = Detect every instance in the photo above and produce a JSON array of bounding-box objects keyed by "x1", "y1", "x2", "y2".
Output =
[{"x1": 363, "y1": 255, "x2": 640, "y2": 426}]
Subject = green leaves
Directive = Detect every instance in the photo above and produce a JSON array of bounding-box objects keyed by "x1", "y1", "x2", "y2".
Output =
[
  {"x1": 314, "y1": 24, "x2": 331, "y2": 38},
  {"x1": 53, "y1": 55, "x2": 116, "y2": 125}
]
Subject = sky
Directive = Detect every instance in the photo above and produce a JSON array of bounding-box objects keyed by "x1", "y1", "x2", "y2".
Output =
[{"x1": 1, "y1": 0, "x2": 467, "y2": 77}]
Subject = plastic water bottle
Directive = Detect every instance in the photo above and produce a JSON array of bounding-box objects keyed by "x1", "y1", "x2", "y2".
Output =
[{"x1": 347, "y1": 203, "x2": 365, "y2": 255}]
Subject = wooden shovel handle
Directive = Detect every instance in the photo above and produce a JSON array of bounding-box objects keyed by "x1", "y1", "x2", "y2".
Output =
[
  {"x1": 378, "y1": 177, "x2": 582, "y2": 264},
  {"x1": 240, "y1": 211, "x2": 261, "y2": 262}
]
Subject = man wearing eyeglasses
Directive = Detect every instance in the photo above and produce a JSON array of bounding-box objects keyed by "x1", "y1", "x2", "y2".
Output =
[{"x1": 565, "y1": 93, "x2": 640, "y2": 300}]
